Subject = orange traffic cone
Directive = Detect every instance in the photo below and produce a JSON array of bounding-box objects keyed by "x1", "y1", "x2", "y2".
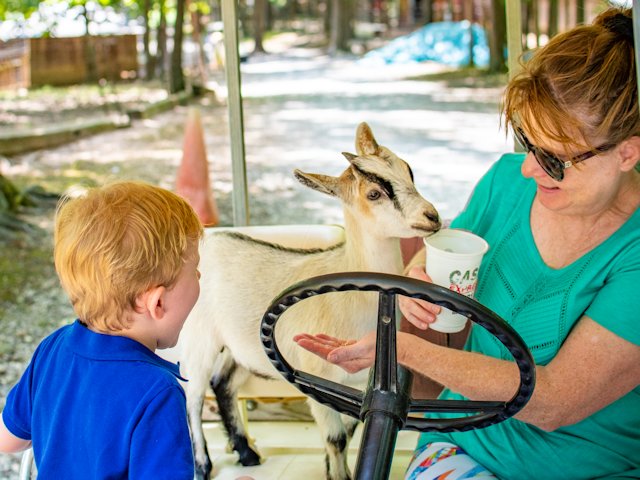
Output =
[{"x1": 176, "y1": 107, "x2": 219, "y2": 226}]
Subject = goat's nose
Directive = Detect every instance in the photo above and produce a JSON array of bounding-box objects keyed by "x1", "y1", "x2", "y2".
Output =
[{"x1": 425, "y1": 211, "x2": 440, "y2": 224}]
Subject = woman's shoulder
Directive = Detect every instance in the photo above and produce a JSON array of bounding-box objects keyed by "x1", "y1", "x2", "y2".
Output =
[
  {"x1": 606, "y1": 207, "x2": 640, "y2": 264},
  {"x1": 452, "y1": 153, "x2": 530, "y2": 232},
  {"x1": 492, "y1": 152, "x2": 528, "y2": 183},
  {"x1": 471, "y1": 153, "x2": 529, "y2": 200}
]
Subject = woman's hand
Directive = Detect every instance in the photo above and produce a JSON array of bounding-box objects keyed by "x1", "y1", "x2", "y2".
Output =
[
  {"x1": 399, "y1": 266, "x2": 442, "y2": 330},
  {"x1": 293, "y1": 331, "x2": 377, "y2": 374}
]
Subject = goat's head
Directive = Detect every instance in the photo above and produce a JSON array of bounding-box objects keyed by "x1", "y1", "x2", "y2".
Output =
[{"x1": 294, "y1": 122, "x2": 441, "y2": 239}]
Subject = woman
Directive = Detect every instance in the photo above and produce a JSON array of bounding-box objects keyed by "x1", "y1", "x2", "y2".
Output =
[{"x1": 294, "y1": 7, "x2": 639, "y2": 479}]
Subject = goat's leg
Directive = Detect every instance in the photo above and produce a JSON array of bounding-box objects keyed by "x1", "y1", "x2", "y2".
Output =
[
  {"x1": 210, "y1": 355, "x2": 261, "y2": 467},
  {"x1": 342, "y1": 414, "x2": 359, "y2": 444},
  {"x1": 308, "y1": 400, "x2": 353, "y2": 480}
]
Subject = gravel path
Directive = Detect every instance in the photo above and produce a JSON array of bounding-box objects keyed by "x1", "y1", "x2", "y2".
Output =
[{"x1": 0, "y1": 43, "x2": 512, "y2": 477}]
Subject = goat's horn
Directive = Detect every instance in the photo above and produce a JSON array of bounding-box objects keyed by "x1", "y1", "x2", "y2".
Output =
[{"x1": 342, "y1": 152, "x2": 358, "y2": 163}]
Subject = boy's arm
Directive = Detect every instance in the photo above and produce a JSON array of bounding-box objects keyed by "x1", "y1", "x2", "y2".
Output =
[{"x1": 0, "y1": 414, "x2": 32, "y2": 453}]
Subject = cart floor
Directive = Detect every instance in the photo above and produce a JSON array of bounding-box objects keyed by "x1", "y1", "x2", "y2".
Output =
[{"x1": 204, "y1": 420, "x2": 419, "y2": 479}]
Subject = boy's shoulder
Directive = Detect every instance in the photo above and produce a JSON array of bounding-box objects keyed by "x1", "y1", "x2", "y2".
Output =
[
  {"x1": 30, "y1": 322, "x2": 75, "y2": 359},
  {"x1": 71, "y1": 322, "x2": 185, "y2": 378},
  {"x1": 33, "y1": 321, "x2": 184, "y2": 388}
]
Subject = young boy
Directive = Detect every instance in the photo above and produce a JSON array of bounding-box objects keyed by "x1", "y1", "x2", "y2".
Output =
[{"x1": 0, "y1": 181, "x2": 203, "y2": 479}]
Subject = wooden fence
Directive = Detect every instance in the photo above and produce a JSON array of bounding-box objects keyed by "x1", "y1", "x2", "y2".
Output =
[
  {"x1": 0, "y1": 35, "x2": 138, "y2": 89},
  {"x1": 0, "y1": 39, "x2": 29, "y2": 90}
]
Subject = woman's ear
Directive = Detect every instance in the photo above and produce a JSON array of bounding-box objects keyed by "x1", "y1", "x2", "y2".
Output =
[
  {"x1": 618, "y1": 136, "x2": 640, "y2": 172},
  {"x1": 137, "y1": 286, "x2": 166, "y2": 320}
]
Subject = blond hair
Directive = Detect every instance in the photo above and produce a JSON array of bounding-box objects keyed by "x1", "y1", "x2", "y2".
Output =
[
  {"x1": 54, "y1": 181, "x2": 204, "y2": 332},
  {"x1": 503, "y1": 7, "x2": 637, "y2": 157}
]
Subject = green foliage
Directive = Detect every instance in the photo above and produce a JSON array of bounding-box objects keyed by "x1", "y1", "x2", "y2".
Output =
[
  {"x1": 0, "y1": 175, "x2": 35, "y2": 212},
  {"x1": 68, "y1": 0, "x2": 122, "y2": 9},
  {"x1": 0, "y1": 0, "x2": 41, "y2": 20},
  {"x1": 188, "y1": 0, "x2": 210, "y2": 16},
  {"x1": 0, "y1": 175, "x2": 59, "y2": 237}
]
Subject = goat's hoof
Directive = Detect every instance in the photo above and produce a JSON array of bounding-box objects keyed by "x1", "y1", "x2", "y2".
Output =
[
  {"x1": 238, "y1": 448, "x2": 261, "y2": 466},
  {"x1": 194, "y1": 460, "x2": 212, "y2": 480}
]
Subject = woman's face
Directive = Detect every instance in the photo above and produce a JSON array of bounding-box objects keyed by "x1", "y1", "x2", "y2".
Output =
[{"x1": 520, "y1": 129, "x2": 623, "y2": 216}]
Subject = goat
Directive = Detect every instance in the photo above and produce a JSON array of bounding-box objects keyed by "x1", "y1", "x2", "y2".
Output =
[{"x1": 176, "y1": 122, "x2": 441, "y2": 479}]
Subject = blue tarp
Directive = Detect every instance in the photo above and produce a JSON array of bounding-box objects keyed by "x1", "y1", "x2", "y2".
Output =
[{"x1": 361, "y1": 21, "x2": 489, "y2": 68}]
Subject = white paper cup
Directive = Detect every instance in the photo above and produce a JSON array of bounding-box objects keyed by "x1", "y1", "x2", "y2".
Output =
[{"x1": 423, "y1": 229, "x2": 489, "y2": 333}]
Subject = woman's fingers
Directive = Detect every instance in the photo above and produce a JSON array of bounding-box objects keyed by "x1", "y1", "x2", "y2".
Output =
[
  {"x1": 294, "y1": 331, "x2": 377, "y2": 374},
  {"x1": 407, "y1": 266, "x2": 429, "y2": 281},
  {"x1": 399, "y1": 266, "x2": 442, "y2": 330},
  {"x1": 294, "y1": 334, "x2": 339, "y2": 359},
  {"x1": 326, "y1": 331, "x2": 376, "y2": 369},
  {"x1": 293, "y1": 333, "x2": 359, "y2": 361}
]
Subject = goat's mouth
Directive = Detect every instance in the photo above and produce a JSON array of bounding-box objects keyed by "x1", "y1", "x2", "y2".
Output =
[{"x1": 411, "y1": 223, "x2": 441, "y2": 236}]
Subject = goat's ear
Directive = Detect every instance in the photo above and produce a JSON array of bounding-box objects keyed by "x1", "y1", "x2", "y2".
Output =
[
  {"x1": 294, "y1": 169, "x2": 340, "y2": 197},
  {"x1": 355, "y1": 122, "x2": 380, "y2": 157},
  {"x1": 342, "y1": 152, "x2": 357, "y2": 164}
]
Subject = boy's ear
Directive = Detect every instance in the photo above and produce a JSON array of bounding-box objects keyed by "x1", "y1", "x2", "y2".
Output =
[{"x1": 138, "y1": 285, "x2": 166, "y2": 320}]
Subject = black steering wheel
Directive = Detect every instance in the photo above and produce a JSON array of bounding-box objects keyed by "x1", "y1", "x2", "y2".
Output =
[{"x1": 260, "y1": 272, "x2": 535, "y2": 479}]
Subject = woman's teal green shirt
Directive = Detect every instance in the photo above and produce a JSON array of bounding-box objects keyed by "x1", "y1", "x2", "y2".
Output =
[{"x1": 417, "y1": 153, "x2": 640, "y2": 479}]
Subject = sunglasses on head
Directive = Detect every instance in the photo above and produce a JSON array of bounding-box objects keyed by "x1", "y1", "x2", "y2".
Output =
[{"x1": 513, "y1": 127, "x2": 616, "y2": 181}]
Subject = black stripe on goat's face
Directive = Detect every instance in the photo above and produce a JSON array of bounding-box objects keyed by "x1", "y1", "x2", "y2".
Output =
[
  {"x1": 352, "y1": 164, "x2": 399, "y2": 207},
  {"x1": 351, "y1": 158, "x2": 416, "y2": 213}
]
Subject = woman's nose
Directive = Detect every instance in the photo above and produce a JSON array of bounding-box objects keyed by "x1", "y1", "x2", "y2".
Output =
[{"x1": 520, "y1": 151, "x2": 544, "y2": 179}]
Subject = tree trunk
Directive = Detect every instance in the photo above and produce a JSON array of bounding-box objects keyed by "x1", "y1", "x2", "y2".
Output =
[
  {"x1": 488, "y1": 0, "x2": 506, "y2": 73},
  {"x1": 463, "y1": 0, "x2": 474, "y2": 67},
  {"x1": 253, "y1": 0, "x2": 267, "y2": 53},
  {"x1": 0, "y1": 174, "x2": 22, "y2": 214},
  {"x1": 423, "y1": 0, "x2": 433, "y2": 24},
  {"x1": 324, "y1": 0, "x2": 331, "y2": 40},
  {"x1": 288, "y1": 0, "x2": 298, "y2": 22},
  {"x1": 170, "y1": 0, "x2": 186, "y2": 93},
  {"x1": 143, "y1": 0, "x2": 155, "y2": 80},
  {"x1": 548, "y1": 0, "x2": 559, "y2": 39},
  {"x1": 190, "y1": 6, "x2": 208, "y2": 84},
  {"x1": 329, "y1": 0, "x2": 340, "y2": 53},
  {"x1": 398, "y1": 0, "x2": 410, "y2": 27},
  {"x1": 467, "y1": 20, "x2": 474, "y2": 67},
  {"x1": 529, "y1": 0, "x2": 538, "y2": 48},
  {"x1": 576, "y1": 0, "x2": 585, "y2": 25},
  {"x1": 328, "y1": 0, "x2": 354, "y2": 53},
  {"x1": 266, "y1": 0, "x2": 273, "y2": 32},
  {"x1": 157, "y1": 0, "x2": 168, "y2": 80},
  {"x1": 379, "y1": 0, "x2": 390, "y2": 27},
  {"x1": 81, "y1": 3, "x2": 97, "y2": 83}
]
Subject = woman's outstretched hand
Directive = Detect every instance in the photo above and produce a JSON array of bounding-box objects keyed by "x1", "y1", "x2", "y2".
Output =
[
  {"x1": 293, "y1": 266, "x2": 444, "y2": 373},
  {"x1": 293, "y1": 331, "x2": 377, "y2": 374},
  {"x1": 399, "y1": 266, "x2": 442, "y2": 330}
]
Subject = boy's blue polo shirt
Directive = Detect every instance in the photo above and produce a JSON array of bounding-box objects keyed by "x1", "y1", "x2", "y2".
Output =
[{"x1": 2, "y1": 320, "x2": 195, "y2": 479}]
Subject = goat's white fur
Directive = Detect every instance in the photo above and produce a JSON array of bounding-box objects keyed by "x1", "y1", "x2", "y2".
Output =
[{"x1": 174, "y1": 122, "x2": 441, "y2": 479}]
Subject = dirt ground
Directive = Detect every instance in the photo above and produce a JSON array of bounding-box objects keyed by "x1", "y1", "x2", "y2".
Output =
[{"x1": 0, "y1": 37, "x2": 512, "y2": 477}]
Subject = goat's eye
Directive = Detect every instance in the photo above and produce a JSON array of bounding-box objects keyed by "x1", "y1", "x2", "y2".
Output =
[{"x1": 367, "y1": 190, "x2": 382, "y2": 201}]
